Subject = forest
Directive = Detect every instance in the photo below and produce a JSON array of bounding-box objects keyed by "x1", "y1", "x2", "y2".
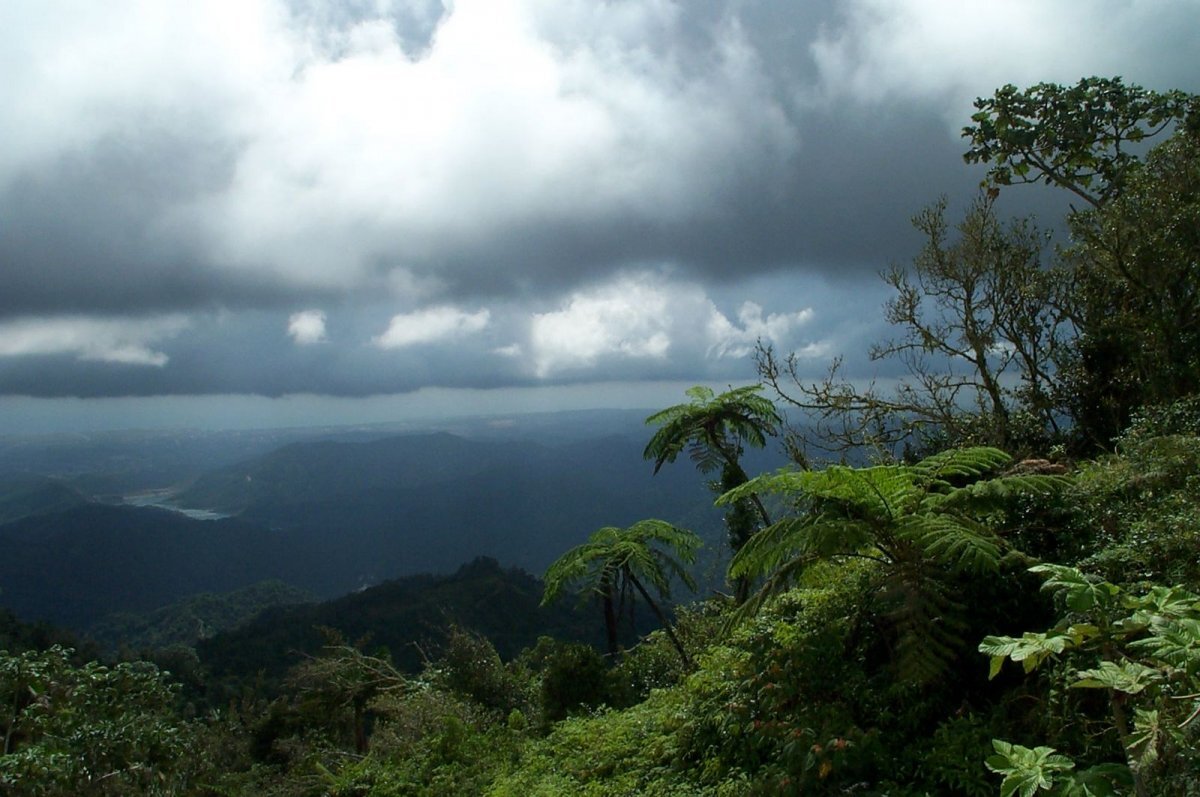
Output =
[{"x1": 2, "y1": 77, "x2": 1198, "y2": 796}]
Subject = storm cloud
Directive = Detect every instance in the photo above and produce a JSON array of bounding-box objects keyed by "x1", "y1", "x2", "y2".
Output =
[{"x1": 1, "y1": 0, "x2": 1197, "y2": 403}]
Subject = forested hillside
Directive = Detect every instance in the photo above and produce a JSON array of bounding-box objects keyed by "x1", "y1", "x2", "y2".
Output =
[
  {"x1": 0, "y1": 428, "x2": 740, "y2": 631},
  {"x1": 2, "y1": 78, "x2": 1198, "y2": 797}
]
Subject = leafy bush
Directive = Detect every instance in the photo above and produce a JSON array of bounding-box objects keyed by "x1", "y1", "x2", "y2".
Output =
[
  {"x1": 981, "y1": 565, "x2": 1200, "y2": 795},
  {"x1": 1072, "y1": 433, "x2": 1200, "y2": 588},
  {"x1": 517, "y1": 636, "x2": 614, "y2": 724},
  {"x1": 0, "y1": 646, "x2": 199, "y2": 796}
]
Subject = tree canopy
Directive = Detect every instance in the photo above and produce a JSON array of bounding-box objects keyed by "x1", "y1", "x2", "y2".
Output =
[{"x1": 963, "y1": 76, "x2": 1194, "y2": 208}]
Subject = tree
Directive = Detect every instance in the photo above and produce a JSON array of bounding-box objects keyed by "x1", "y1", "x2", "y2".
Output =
[
  {"x1": 759, "y1": 195, "x2": 1067, "y2": 458},
  {"x1": 541, "y1": 519, "x2": 701, "y2": 667},
  {"x1": 0, "y1": 646, "x2": 198, "y2": 796},
  {"x1": 285, "y1": 630, "x2": 407, "y2": 754},
  {"x1": 644, "y1": 385, "x2": 781, "y2": 601},
  {"x1": 963, "y1": 76, "x2": 1193, "y2": 209},
  {"x1": 1061, "y1": 128, "x2": 1200, "y2": 445},
  {"x1": 723, "y1": 447, "x2": 1068, "y2": 682},
  {"x1": 964, "y1": 77, "x2": 1200, "y2": 447}
]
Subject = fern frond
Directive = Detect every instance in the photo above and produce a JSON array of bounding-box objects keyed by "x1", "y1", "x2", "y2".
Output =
[
  {"x1": 732, "y1": 515, "x2": 879, "y2": 581},
  {"x1": 912, "y1": 446, "x2": 1011, "y2": 481},
  {"x1": 718, "y1": 468, "x2": 817, "y2": 505},
  {"x1": 899, "y1": 514, "x2": 1002, "y2": 574},
  {"x1": 936, "y1": 473, "x2": 1071, "y2": 513},
  {"x1": 725, "y1": 553, "x2": 817, "y2": 630},
  {"x1": 879, "y1": 567, "x2": 966, "y2": 683},
  {"x1": 729, "y1": 517, "x2": 813, "y2": 579}
]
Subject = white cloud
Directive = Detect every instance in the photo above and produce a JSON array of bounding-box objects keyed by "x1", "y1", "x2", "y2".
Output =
[
  {"x1": 529, "y1": 275, "x2": 674, "y2": 377},
  {"x1": 706, "y1": 301, "x2": 813, "y2": 359},
  {"x1": 287, "y1": 309, "x2": 327, "y2": 345},
  {"x1": 0, "y1": 1, "x2": 798, "y2": 293},
  {"x1": 0, "y1": 315, "x2": 188, "y2": 366},
  {"x1": 808, "y1": 0, "x2": 1200, "y2": 115},
  {"x1": 374, "y1": 306, "x2": 491, "y2": 349}
]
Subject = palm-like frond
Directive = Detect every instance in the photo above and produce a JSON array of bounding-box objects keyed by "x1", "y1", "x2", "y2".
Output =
[
  {"x1": 730, "y1": 516, "x2": 875, "y2": 580},
  {"x1": 726, "y1": 445, "x2": 1071, "y2": 682},
  {"x1": 644, "y1": 384, "x2": 781, "y2": 475},
  {"x1": 542, "y1": 519, "x2": 703, "y2": 665},
  {"x1": 910, "y1": 446, "x2": 1012, "y2": 481},
  {"x1": 541, "y1": 532, "x2": 619, "y2": 606},
  {"x1": 898, "y1": 514, "x2": 1001, "y2": 574},
  {"x1": 879, "y1": 563, "x2": 967, "y2": 683},
  {"x1": 934, "y1": 473, "x2": 1072, "y2": 514}
]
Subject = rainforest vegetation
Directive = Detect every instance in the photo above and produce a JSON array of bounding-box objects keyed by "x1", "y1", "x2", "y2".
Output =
[{"x1": 2, "y1": 78, "x2": 1198, "y2": 796}]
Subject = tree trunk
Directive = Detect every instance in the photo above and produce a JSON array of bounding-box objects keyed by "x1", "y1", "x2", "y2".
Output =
[
  {"x1": 600, "y1": 572, "x2": 619, "y2": 657},
  {"x1": 627, "y1": 572, "x2": 692, "y2": 669}
]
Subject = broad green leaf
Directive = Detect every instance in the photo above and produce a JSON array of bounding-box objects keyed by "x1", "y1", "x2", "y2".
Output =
[
  {"x1": 986, "y1": 739, "x2": 1075, "y2": 797},
  {"x1": 1126, "y1": 709, "x2": 1161, "y2": 773},
  {"x1": 1072, "y1": 660, "x2": 1161, "y2": 694},
  {"x1": 1030, "y1": 565, "x2": 1119, "y2": 613},
  {"x1": 980, "y1": 630, "x2": 1078, "y2": 677}
]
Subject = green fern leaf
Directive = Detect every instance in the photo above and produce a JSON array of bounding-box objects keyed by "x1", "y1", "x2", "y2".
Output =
[{"x1": 899, "y1": 514, "x2": 1001, "y2": 573}]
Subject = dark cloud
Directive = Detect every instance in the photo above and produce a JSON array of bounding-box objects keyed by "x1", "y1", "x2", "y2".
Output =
[{"x1": 0, "y1": 0, "x2": 1195, "y2": 404}]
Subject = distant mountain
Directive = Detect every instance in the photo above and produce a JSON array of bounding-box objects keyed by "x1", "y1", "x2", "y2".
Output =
[
  {"x1": 0, "y1": 429, "x2": 782, "y2": 636},
  {"x1": 198, "y1": 557, "x2": 618, "y2": 689},
  {"x1": 87, "y1": 579, "x2": 316, "y2": 653},
  {"x1": 0, "y1": 409, "x2": 667, "y2": 498},
  {"x1": 177, "y1": 432, "x2": 521, "y2": 513},
  {"x1": 0, "y1": 504, "x2": 291, "y2": 629},
  {"x1": 0, "y1": 472, "x2": 89, "y2": 524},
  {"x1": 175, "y1": 431, "x2": 727, "y2": 594}
]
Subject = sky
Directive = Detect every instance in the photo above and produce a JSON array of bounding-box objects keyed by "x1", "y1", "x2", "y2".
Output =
[{"x1": 1, "y1": 0, "x2": 1198, "y2": 433}]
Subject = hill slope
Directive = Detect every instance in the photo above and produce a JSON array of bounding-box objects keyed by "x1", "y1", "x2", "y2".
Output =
[{"x1": 197, "y1": 557, "x2": 615, "y2": 686}]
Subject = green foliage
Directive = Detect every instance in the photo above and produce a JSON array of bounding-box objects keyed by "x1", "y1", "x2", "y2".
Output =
[
  {"x1": 0, "y1": 646, "x2": 198, "y2": 796},
  {"x1": 726, "y1": 447, "x2": 1067, "y2": 681},
  {"x1": 984, "y1": 740, "x2": 1131, "y2": 797},
  {"x1": 1070, "y1": 430, "x2": 1200, "y2": 588},
  {"x1": 963, "y1": 77, "x2": 1193, "y2": 208},
  {"x1": 674, "y1": 572, "x2": 877, "y2": 794},
  {"x1": 543, "y1": 519, "x2": 701, "y2": 664},
  {"x1": 519, "y1": 637, "x2": 614, "y2": 724},
  {"x1": 426, "y1": 627, "x2": 533, "y2": 716},
  {"x1": 916, "y1": 714, "x2": 998, "y2": 797},
  {"x1": 487, "y1": 689, "x2": 735, "y2": 797},
  {"x1": 980, "y1": 566, "x2": 1200, "y2": 795},
  {"x1": 985, "y1": 740, "x2": 1075, "y2": 797}
]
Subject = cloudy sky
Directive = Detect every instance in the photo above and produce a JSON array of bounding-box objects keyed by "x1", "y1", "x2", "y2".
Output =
[{"x1": 1, "y1": 0, "x2": 1197, "y2": 432}]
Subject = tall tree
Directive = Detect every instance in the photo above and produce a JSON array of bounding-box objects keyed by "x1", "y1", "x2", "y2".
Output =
[
  {"x1": 966, "y1": 77, "x2": 1200, "y2": 446},
  {"x1": 759, "y1": 195, "x2": 1066, "y2": 458},
  {"x1": 541, "y1": 519, "x2": 701, "y2": 667},
  {"x1": 644, "y1": 385, "x2": 780, "y2": 601},
  {"x1": 1061, "y1": 128, "x2": 1200, "y2": 445}
]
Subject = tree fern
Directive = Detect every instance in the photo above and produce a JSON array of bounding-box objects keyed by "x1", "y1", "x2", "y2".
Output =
[
  {"x1": 645, "y1": 385, "x2": 781, "y2": 602},
  {"x1": 542, "y1": 519, "x2": 701, "y2": 666},
  {"x1": 724, "y1": 446, "x2": 1070, "y2": 681}
]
